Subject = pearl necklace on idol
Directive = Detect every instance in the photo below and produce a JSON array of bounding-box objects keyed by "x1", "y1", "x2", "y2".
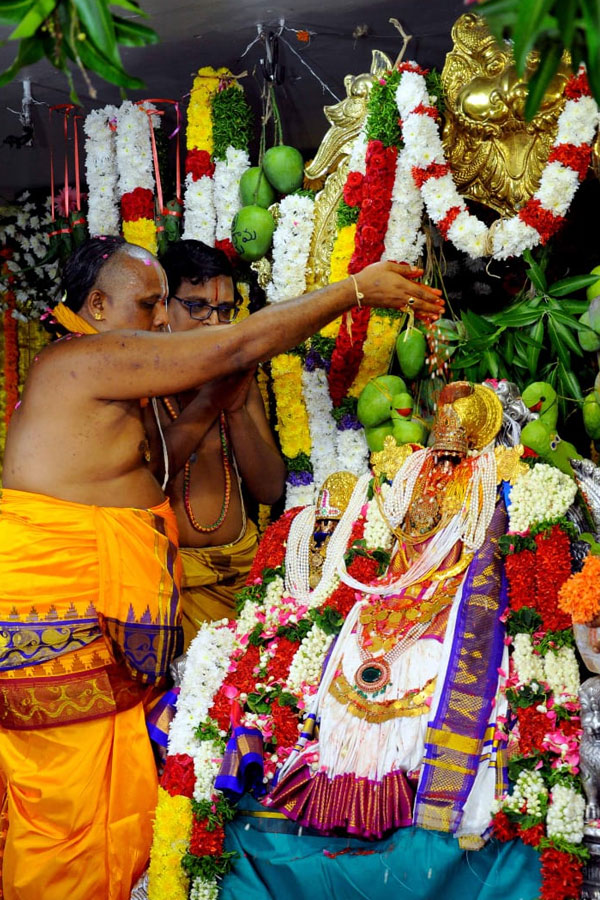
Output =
[
  {"x1": 284, "y1": 472, "x2": 371, "y2": 606},
  {"x1": 338, "y1": 450, "x2": 498, "y2": 597}
]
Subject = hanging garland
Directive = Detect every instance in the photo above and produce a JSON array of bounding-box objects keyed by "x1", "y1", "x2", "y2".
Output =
[
  {"x1": 492, "y1": 466, "x2": 587, "y2": 900},
  {"x1": 270, "y1": 352, "x2": 314, "y2": 508},
  {"x1": 84, "y1": 105, "x2": 120, "y2": 237},
  {"x1": 116, "y1": 101, "x2": 159, "y2": 254},
  {"x1": 395, "y1": 63, "x2": 600, "y2": 261},
  {"x1": 266, "y1": 193, "x2": 316, "y2": 303}
]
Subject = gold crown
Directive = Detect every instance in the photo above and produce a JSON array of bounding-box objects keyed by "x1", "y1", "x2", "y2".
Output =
[
  {"x1": 315, "y1": 471, "x2": 358, "y2": 520},
  {"x1": 432, "y1": 404, "x2": 469, "y2": 456},
  {"x1": 454, "y1": 384, "x2": 503, "y2": 450}
]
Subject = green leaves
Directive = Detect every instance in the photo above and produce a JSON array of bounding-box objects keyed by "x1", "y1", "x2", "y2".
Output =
[{"x1": 1, "y1": 0, "x2": 158, "y2": 99}]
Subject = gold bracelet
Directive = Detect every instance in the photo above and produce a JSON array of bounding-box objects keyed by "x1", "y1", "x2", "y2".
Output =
[{"x1": 349, "y1": 273, "x2": 364, "y2": 308}]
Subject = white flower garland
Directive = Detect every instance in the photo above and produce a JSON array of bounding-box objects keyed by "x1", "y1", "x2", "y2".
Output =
[
  {"x1": 547, "y1": 784, "x2": 586, "y2": 844},
  {"x1": 503, "y1": 769, "x2": 548, "y2": 817},
  {"x1": 286, "y1": 623, "x2": 334, "y2": 703},
  {"x1": 512, "y1": 633, "x2": 545, "y2": 685},
  {"x1": 266, "y1": 194, "x2": 316, "y2": 303},
  {"x1": 382, "y1": 148, "x2": 425, "y2": 265},
  {"x1": 190, "y1": 879, "x2": 219, "y2": 900},
  {"x1": 285, "y1": 481, "x2": 316, "y2": 510},
  {"x1": 543, "y1": 646, "x2": 580, "y2": 701},
  {"x1": 301, "y1": 367, "x2": 341, "y2": 489},
  {"x1": 335, "y1": 428, "x2": 370, "y2": 478},
  {"x1": 83, "y1": 105, "x2": 120, "y2": 236},
  {"x1": 508, "y1": 464, "x2": 577, "y2": 534},
  {"x1": 182, "y1": 173, "x2": 216, "y2": 244},
  {"x1": 395, "y1": 64, "x2": 600, "y2": 261},
  {"x1": 347, "y1": 123, "x2": 368, "y2": 175},
  {"x1": 363, "y1": 482, "x2": 393, "y2": 550},
  {"x1": 115, "y1": 101, "x2": 156, "y2": 197},
  {"x1": 213, "y1": 146, "x2": 250, "y2": 242}
]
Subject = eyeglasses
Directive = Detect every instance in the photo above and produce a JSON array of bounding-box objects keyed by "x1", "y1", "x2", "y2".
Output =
[{"x1": 172, "y1": 296, "x2": 240, "y2": 323}]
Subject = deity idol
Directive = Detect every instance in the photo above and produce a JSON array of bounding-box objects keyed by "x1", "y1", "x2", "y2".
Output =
[{"x1": 264, "y1": 382, "x2": 512, "y2": 845}]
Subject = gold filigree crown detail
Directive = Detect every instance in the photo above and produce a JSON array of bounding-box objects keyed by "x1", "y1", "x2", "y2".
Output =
[{"x1": 432, "y1": 405, "x2": 469, "y2": 456}]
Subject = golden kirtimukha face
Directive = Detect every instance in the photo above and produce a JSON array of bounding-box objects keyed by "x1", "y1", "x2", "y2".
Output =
[{"x1": 441, "y1": 13, "x2": 572, "y2": 216}]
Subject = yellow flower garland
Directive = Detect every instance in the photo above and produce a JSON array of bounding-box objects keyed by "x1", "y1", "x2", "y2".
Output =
[
  {"x1": 148, "y1": 788, "x2": 193, "y2": 900},
  {"x1": 348, "y1": 312, "x2": 404, "y2": 398},
  {"x1": 123, "y1": 217, "x2": 158, "y2": 256},
  {"x1": 270, "y1": 353, "x2": 311, "y2": 459},
  {"x1": 320, "y1": 222, "x2": 356, "y2": 339},
  {"x1": 187, "y1": 66, "x2": 233, "y2": 154}
]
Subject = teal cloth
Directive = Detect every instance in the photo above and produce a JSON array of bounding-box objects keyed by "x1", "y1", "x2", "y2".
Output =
[{"x1": 221, "y1": 796, "x2": 541, "y2": 900}]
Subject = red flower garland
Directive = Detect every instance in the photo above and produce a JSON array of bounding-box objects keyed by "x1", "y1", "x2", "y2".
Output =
[
  {"x1": 540, "y1": 846, "x2": 584, "y2": 900},
  {"x1": 519, "y1": 199, "x2": 565, "y2": 245},
  {"x1": 161, "y1": 752, "x2": 196, "y2": 798},
  {"x1": 492, "y1": 810, "x2": 518, "y2": 842},
  {"x1": 189, "y1": 817, "x2": 225, "y2": 857},
  {"x1": 270, "y1": 700, "x2": 300, "y2": 748},
  {"x1": 246, "y1": 508, "x2": 302, "y2": 582},
  {"x1": 343, "y1": 171, "x2": 364, "y2": 207},
  {"x1": 534, "y1": 527, "x2": 572, "y2": 632},
  {"x1": 266, "y1": 636, "x2": 300, "y2": 683},
  {"x1": 120, "y1": 186, "x2": 155, "y2": 222},
  {"x1": 185, "y1": 148, "x2": 215, "y2": 180},
  {"x1": 504, "y1": 549, "x2": 537, "y2": 611},
  {"x1": 518, "y1": 822, "x2": 545, "y2": 847},
  {"x1": 548, "y1": 144, "x2": 592, "y2": 181}
]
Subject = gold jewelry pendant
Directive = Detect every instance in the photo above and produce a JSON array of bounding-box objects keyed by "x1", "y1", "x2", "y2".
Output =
[{"x1": 354, "y1": 657, "x2": 392, "y2": 695}]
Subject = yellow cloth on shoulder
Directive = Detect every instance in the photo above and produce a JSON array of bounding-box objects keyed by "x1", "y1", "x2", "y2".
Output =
[
  {"x1": 180, "y1": 519, "x2": 259, "y2": 647},
  {"x1": 0, "y1": 488, "x2": 183, "y2": 900}
]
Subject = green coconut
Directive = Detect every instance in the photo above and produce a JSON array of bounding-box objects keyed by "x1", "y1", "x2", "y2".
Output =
[
  {"x1": 396, "y1": 327, "x2": 426, "y2": 379},
  {"x1": 239, "y1": 167, "x2": 276, "y2": 209},
  {"x1": 263, "y1": 145, "x2": 305, "y2": 194},
  {"x1": 231, "y1": 206, "x2": 275, "y2": 261},
  {"x1": 357, "y1": 375, "x2": 407, "y2": 428}
]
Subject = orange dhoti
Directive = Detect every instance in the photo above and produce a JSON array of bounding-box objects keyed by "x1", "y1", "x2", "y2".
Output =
[{"x1": 0, "y1": 489, "x2": 183, "y2": 900}]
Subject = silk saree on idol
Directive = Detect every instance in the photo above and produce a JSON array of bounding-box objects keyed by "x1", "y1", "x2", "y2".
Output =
[{"x1": 0, "y1": 488, "x2": 183, "y2": 900}]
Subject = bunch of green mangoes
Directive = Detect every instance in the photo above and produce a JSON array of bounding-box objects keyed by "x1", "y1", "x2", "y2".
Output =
[{"x1": 357, "y1": 375, "x2": 428, "y2": 451}]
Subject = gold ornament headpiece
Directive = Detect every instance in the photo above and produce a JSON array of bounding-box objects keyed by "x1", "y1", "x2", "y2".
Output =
[
  {"x1": 432, "y1": 404, "x2": 469, "y2": 456},
  {"x1": 315, "y1": 471, "x2": 358, "y2": 520},
  {"x1": 433, "y1": 381, "x2": 503, "y2": 454}
]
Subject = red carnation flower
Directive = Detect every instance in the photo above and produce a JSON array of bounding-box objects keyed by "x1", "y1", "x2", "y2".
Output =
[
  {"x1": 189, "y1": 816, "x2": 225, "y2": 857},
  {"x1": 161, "y1": 752, "x2": 196, "y2": 798},
  {"x1": 437, "y1": 206, "x2": 462, "y2": 239},
  {"x1": 185, "y1": 149, "x2": 215, "y2": 180},
  {"x1": 518, "y1": 822, "x2": 545, "y2": 847},
  {"x1": 548, "y1": 143, "x2": 592, "y2": 181},
  {"x1": 519, "y1": 198, "x2": 564, "y2": 244},
  {"x1": 121, "y1": 187, "x2": 154, "y2": 222},
  {"x1": 397, "y1": 62, "x2": 430, "y2": 76},
  {"x1": 411, "y1": 162, "x2": 449, "y2": 190},
  {"x1": 540, "y1": 846, "x2": 583, "y2": 900},
  {"x1": 412, "y1": 103, "x2": 439, "y2": 120},
  {"x1": 564, "y1": 70, "x2": 591, "y2": 101}
]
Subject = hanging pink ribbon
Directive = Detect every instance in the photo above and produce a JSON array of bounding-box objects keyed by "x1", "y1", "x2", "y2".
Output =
[{"x1": 137, "y1": 98, "x2": 182, "y2": 208}]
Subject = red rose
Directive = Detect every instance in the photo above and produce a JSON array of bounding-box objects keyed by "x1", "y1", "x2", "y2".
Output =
[
  {"x1": 185, "y1": 149, "x2": 215, "y2": 180},
  {"x1": 343, "y1": 171, "x2": 364, "y2": 207},
  {"x1": 270, "y1": 700, "x2": 300, "y2": 748},
  {"x1": 121, "y1": 187, "x2": 154, "y2": 222},
  {"x1": 161, "y1": 753, "x2": 196, "y2": 798}
]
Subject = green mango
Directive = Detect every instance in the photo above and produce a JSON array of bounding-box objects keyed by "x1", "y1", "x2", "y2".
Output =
[
  {"x1": 364, "y1": 422, "x2": 394, "y2": 452},
  {"x1": 357, "y1": 375, "x2": 407, "y2": 428},
  {"x1": 396, "y1": 327, "x2": 426, "y2": 379},
  {"x1": 583, "y1": 393, "x2": 600, "y2": 440},
  {"x1": 392, "y1": 418, "x2": 428, "y2": 446},
  {"x1": 239, "y1": 167, "x2": 276, "y2": 209},
  {"x1": 263, "y1": 146, "x2": 304, "y2": 195},
  {"x1": 586, "y1": 265, "x2": 600, "y2": 303},
  {"x1": 231, "y1": 206, "x2": 275, "y2": 261},
  {"x1": 595, "y1": 372, "x2": 600, "y2": 406},
  {"x1": 579, "y1": 310, "x2": 600, "y2": 351}
]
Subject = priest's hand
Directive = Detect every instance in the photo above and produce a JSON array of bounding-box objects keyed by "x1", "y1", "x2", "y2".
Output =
[{"x1": 352, "y1": 261, "x2": 444, "y2": 323}]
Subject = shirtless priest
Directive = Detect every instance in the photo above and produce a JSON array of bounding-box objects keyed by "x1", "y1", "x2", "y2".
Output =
[
  {"x1": 155, "y1": 240, "x2": 286, "y2": 646},
  {"x1": 0, "y1": 236, "x2": 443, "y2": 900}
]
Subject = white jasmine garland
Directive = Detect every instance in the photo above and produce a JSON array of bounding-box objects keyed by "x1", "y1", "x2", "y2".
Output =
[
  {"x1": 182, "y1": 173, "x2": 216, "y2": 244},
  {"x1": 266, "y1": 194, "x2": 316, "y2": 303},
  {"x1": 286, "y1": 623, "x2": 334, "y2": 702},
  {"x1": 395, "y1": 64, "x2": 600, "y2": 261},
  {"x1": 213, "y1": 146, "x2": 250, "y2": 242},
  {"x1": 547, "y1": 784, "x2": 585, "y2": 844},
  {"x1": 543, "y1": 646, "x2": 581, "y2": 701},
  {"x1": 512, "y1": 633, "x2": 545, "y2": 685},
  {"x1": 83, "y1": 105, "x2": 120, "y2": 236},
  {"x1": 347, "y1": 124, "x2": 368, "y2": 175},
  {"x1": 285, "y1": 481, "x2": 316, "y2": 510},
  {"x1": 508, "y1": 464, "x2": 577, "y2": 533},
  {"x1": 301, "y1": 367, "x2": 341, "y2": 489},
  {"x1": 193, "y1": 739, "x2": 223, "y2": 803},
  {"x1": 503, "y1": 769, "x2": 548, "y2": 817},
  {"x1": 190, "y1": 878, "x2": 219, "y2": 900}
]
